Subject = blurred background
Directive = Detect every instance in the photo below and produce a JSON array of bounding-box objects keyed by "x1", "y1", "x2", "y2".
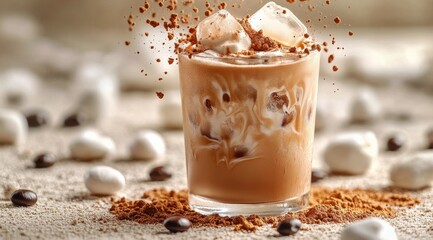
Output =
[
  {"x1": 0, "y1": 0, "x2": 432, "y2": 127},
  {"x1": 0, "y1": 2, "x2": 432, "y2": 238}
]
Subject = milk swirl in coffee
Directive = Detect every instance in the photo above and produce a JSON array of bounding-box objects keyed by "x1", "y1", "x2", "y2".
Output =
[{"x1": 178, "y1": 2, "x2": 321, "y2": 215}]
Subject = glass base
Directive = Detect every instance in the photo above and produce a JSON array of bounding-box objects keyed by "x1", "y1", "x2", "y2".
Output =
[{"x1": 189, "y1": 192, "x2": 309, "y2": 216}]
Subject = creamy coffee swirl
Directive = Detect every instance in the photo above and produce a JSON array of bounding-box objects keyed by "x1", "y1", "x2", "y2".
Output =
[{"x1": 179, "y1": 53, "x2": 319, "y2": 203}]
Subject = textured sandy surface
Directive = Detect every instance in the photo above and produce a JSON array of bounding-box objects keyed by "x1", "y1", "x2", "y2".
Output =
[{"x1": 0, "y1": 79, "x2": 432, "y2": 240}]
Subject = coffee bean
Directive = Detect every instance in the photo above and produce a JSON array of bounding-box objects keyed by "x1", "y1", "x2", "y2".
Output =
[
  {"x1": 149, "y1": 166, "x2": 172, "y2": 181},
  {"x1": 11, "y1": 189, "x2": 37, "y2": 207},
  {"x1": 62, "y1": 113, "x2": 87, "y2": 127},
  {"x1": 33, "y1": 153, "x2": 56, "y2": 168},
  {"x1": 386, "y1": 134, "x2": 405, "y2": 152},
  {"x1": 25, "y1": 111, "x2": 48, "y2": 128},
  {"x1": 311, "y1": 170, "x2": 328, "y2": 183},
  {"x1": 163, "y1": 216, "x2": 191, "y2": 233},
  {"x1": 277, "y1": 218, "x2": 302, "y2": 236}
]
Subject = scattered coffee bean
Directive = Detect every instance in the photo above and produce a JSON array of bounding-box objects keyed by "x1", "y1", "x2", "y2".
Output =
[
  {"x1": 25, "y1": 111, "x2": 48, "y2": 128},
  {"x1": 163, "y1": 216, "x2": 191, "y2": 233},
  {"x1": 33, "y1": 153, "x2": 56, "y2": 168},
  {"x1": 277, "y1": 218, "x2": 302, "y2": 236},
  {"x1": 386, "y1": 134, "x2": 405, "y2": 152},
  {"x1": 11, "y1": 189, "x2": 37, "y2": 207},
  {"x1": 62, "y1": 113, "x2": 87, "y2": 127},
  {"x1": 311, "y1": 170, "x2": 328, "y2": 183},
  {"x1": 149, "y1": 166, "x2": 172, "y2": 181}
]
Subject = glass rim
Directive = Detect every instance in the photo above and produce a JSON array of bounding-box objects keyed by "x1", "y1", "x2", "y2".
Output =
[{"x1": 180, "y1": 50, "x2": 320, "y2": 66}]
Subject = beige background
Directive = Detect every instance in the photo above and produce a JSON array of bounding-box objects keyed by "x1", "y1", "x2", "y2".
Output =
[{"x1": 1, "y1": 0, "x2": 433, "y2": 239}]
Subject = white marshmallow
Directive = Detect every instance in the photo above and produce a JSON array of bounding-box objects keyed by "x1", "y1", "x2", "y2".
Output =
[
  {"x1": 72, "y1": 63, "x2": 118, "y2": 124},
  {"x1": 0, "y1": 109, "x2": 28, "y2": 145},
  {"x1": 84, "y1": 166, "x2": 125, "y2": 195},
  {"x1": 323, "y1": 131, "x2": 378, "y2": 175},
  {"x1": 70, "y1": 130, "x2": 116, "y2": 161},
  {"x1": 159, "y1": 91, "x2": 183, "y2": 129},
  {"x1": 248, "y1": 2, "x2": 307, "y2": 47},
  {"x1": 196, "y1": 10, "x2": 251, "y2": 54},
  {"x1": 129, "y1": 130, "x2": 166, "y2": 160},
  {"x1": 390, "y1": 152, "x2": 433, "y2": 190},
  {"x1": 340, "y1": 218, "x2": 397, "y2": 240},
  {"x1": 0, "y1": 69, "x2": 39, "y2": 105},
  {"x1": 350, "y1": 89, "x2": 381, "y2": 123}
]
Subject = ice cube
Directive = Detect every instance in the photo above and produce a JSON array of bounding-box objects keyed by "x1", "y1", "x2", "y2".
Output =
[
  {"x1": 196, "y1": 10, "x2": 251, "y2": 54},
  {"x1": 248, "y1": 2, "x2": 307, "y2": 47}
]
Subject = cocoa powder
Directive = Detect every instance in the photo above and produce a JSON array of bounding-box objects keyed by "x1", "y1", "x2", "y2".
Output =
[
  {"x1": 334, "y1": 17, "x2": 341, "y2": 24},
  {"x1": 155, "y1": 91, "x2": 164, "y2": 99},
  {"x1": 240, "y1": 20, "x2": 280, "y2": 52},
  {"x1": 125, "y1": 0, "x2": 353, "y2": 97},
  {"x1": 328, "y1": 54, "x2": 334, "y2": 63},
  {"x1": 109, "y1": 187, "x2": 420, "y2": 232}
]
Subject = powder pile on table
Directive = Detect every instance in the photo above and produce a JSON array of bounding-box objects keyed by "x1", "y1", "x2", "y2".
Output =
[{"x1": 109, "y1": 187, "x2": 420, "y2": 231}]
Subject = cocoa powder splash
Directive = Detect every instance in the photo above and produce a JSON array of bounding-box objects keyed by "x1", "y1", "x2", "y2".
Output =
[
  {"x1": 109, "y1": 187, "x2": 420, "y2": 232},
  {"x1": 125, "y1": 0, "x2": 353, "y2": 96}
]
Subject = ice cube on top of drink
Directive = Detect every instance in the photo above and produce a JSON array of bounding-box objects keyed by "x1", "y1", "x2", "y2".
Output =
[
  {"x1": 248, "y1": 1, "x2": 307, "y2": 47},
  {"x1": 196, "y1": 10, "x2": 251, "y2": 54}
]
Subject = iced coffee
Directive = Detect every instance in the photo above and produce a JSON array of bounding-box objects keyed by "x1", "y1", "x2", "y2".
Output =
[{"x1": 178, "y1": 2, "x2": 321, "y2": 216}]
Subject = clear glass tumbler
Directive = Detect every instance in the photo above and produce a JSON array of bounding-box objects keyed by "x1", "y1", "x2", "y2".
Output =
[{"x1": 178, "y1": 51, "x2": 320, "y2": 216}]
